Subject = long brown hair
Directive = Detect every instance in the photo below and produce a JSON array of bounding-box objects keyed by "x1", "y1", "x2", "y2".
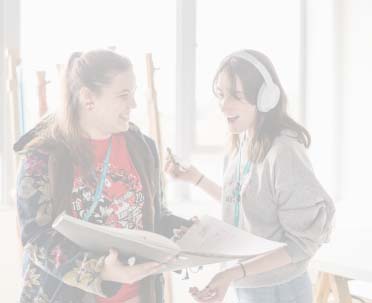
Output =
[
  {"x1": 29, "y1": 50, "x2": 132, "y2": 171},
  {"x1": 56, "y1": 49, "x2": 132, "y2": 175},
  {"x1": 23, "y1": 49, "x2": 132, "y2": 214},
  {"x1": 213, "y1": 49, "x2": 311, "y2": 162}
]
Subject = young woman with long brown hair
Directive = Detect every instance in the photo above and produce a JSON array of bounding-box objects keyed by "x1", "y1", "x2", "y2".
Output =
[
  {"x1": 165, "y1": 49, "x2": 335, "y2": 303},
  {"x1": 14, "y1": 49, "x2": 190, "y2": 303}
]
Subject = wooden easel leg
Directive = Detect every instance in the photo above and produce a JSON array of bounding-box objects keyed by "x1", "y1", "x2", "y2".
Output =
[
  {"x1": 164, "y1": 272, "x2": 173, "y2": 303},
  {"x1": 328, "y1": 275, "x2": 352, "y2": 303},
  {"x1": 314, "y1": 272, "x2": 331, "y2": 303},
  {"x1": 314, "y1": 272, "x2": 353, "y2": 303}
]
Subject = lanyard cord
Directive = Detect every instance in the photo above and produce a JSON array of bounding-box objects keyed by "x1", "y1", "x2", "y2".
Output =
[
  {"x1": 51, "y1": 138, "x2": 112, "y2": 300},
  {"x1": 233, "y1": 140, "x2": 251, "y2": 227},
  {"x1": 83, "y1": 138, "x2": 112, "y2": 222}
]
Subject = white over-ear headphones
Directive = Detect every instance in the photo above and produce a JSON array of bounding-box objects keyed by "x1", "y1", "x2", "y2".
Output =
[{"x1": 222, "y1": 50, "x2": 281, "y2": 113}]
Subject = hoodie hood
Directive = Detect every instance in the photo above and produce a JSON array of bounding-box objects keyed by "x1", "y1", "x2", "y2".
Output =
[
  {"x1": 13, "y1": 114, "x2": 56, "y2": 154},
  {"x1": 13, "y1": 113, "x2": 143, "y2": 155}
]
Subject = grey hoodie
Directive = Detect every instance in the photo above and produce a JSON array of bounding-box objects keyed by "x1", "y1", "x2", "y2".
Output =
[{"x1": 222, "y1": 133, "x2": 335, "y2": 288}]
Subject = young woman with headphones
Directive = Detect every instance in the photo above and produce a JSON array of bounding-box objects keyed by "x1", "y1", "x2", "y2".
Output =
[{"x1": 165, "y1": 50, "x2": 335, "y2": 303}]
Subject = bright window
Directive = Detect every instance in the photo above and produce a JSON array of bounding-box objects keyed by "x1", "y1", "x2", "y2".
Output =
[{"x1": 21, "y1": 0, "x2": 177, "y2": 149}]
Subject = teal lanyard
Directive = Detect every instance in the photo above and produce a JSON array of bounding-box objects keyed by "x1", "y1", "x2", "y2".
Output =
[
  {"x1": 83, "y1": 139, "x2": 112, "y2": 221},
  {"x1": 233, "y1": 146, "x2": 251, "y2": 227}
]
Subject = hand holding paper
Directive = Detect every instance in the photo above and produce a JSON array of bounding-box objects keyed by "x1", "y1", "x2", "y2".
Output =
[{"x1": 53, "y1": 213, "x2": 286, "y2": 275}]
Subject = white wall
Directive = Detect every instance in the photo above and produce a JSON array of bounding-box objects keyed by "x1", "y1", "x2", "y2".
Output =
[
  {"x1": 0, "y1": 210, "x2": 21, "y2": 302},
  {"x1": 306, "y1": 0, "x2": 372, "y2": 206}
]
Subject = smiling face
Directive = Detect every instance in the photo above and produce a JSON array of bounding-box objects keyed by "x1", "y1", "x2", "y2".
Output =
[
  {"x1": 80, "y1": 70, "x2": 137, "y2": 138},
  {"x1": 215, "y1": 69, "x2": 257, "y2": 135}
]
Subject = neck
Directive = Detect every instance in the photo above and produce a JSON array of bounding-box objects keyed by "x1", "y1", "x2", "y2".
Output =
[
  {"x1": 80, "y1": 115, "x2": 111, "y2": 140},
  {"x1": 240, "y1": 128, "x2": 254, "y2": 144},
  {"x1": 84, "y1": 128, "x2": 112, "y2": 140}
]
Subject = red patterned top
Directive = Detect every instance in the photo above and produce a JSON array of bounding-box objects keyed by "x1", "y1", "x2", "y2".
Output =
[{"x1": 71, "y1": 134, "x2": 143, "y2": 302}]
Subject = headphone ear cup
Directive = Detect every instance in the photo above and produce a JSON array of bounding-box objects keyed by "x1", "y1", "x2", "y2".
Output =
[{"x1": 257, "y1": 83, "x2": 280, "y2": 112}]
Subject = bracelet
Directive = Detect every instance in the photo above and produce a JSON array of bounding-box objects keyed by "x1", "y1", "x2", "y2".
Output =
[
  {"x1": 195, "y1": 174, "x2": 204, "y2": 186},
  {"x1": 239, "y1": 262, "x2": 247, "y2": 278}
]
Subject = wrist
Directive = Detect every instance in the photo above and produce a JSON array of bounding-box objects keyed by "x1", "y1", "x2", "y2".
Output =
[
  {"x1": 224, "y1": 267, "x2": 242, "y2": 283},
  {"x1": 194, "y1": 173, "x2": 204, "y2": 186},
  {"x1": 223, "y1": 265, "x2": 244, "y2": 282}
]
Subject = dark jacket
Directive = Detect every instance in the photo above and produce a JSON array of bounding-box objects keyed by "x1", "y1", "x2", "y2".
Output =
[{"x1": 14, "y1": 117, "x2": 189, "y2": 303}]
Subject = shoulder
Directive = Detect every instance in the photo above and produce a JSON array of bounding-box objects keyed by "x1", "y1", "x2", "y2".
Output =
[
  {"x1": 22, "y1": 149, "x2": 49, "y2": 166},
  {"x1": 270, "y1": 130, "x2": 307, "y2": 156},
  {"x1": 126, "y1": 123, "x2": 158, "y2": 157},
  {"x1": 265, "y1": 130, "x2": 311, "y2": 170}
]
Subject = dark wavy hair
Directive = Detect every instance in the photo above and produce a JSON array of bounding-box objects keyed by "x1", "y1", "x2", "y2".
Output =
[{"x1": 213, "y1": 49, "x2": 311, "y2": 162}]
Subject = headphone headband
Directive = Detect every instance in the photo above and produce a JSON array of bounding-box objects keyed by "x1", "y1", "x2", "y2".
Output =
[
  {"x1": 224, "y1": 50, "x2": 275, "y2": 85},
  {"x1": 221, "y1": 50, "x2": 280, "y2": 112}
]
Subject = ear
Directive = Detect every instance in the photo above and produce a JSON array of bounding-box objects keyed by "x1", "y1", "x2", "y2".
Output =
[{"x1": 79, "y1": 87, "x2": 96, "y2": 111}]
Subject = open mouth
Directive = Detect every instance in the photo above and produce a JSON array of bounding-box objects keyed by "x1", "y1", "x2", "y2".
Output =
[{"x1": 227, "y1": 115, "x2": 240, "y2": 124}]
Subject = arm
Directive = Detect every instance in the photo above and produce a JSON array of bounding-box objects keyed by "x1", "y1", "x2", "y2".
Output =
[
  {"x1": 157, "y1": 197, "x2": 194, "y2": 238},
  {"x1": 17, "y1": 152, "x2": 108, "y2": 297},
  {"x1": 190, "y1": 249, "x2": 292, "y2": 302},
  {"x1": 221, "y1": 248, "x2": 291, "y2": 281},
  {"x1": 272, "y1": 142, "x2": 335, "y2": 263},
  {"x1": 140, "y1": 138, "x2": 196, "y2": 237},
  {"x1": 17, "y1": 151, "x2": 163, "y2": 297},
  {"x1": 195, "y1": 173, "x2": 222, "y2": 202},
  {"x1": 164, "y1": 155, "x2": 222, "y2": 202}
]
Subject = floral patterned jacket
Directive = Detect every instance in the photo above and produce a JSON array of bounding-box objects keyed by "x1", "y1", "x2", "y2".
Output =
[{"x1": 14, "y1": 120, "x2": 189, "y2": 303}]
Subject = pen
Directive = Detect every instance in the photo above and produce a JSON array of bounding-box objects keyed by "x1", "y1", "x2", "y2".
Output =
[
  {"x1": 166, "y1": 147, "x2": 178, "y2": 166},
  {"x1": 166, "y1": 148, "x2": 188, "y2": 171}
]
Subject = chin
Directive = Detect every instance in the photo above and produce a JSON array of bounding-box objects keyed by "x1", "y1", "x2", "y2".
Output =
[
  {"x1": 118, "y1": 122, "x2": 130, "y2": 132},
  {"x1": 227, "y1": 125, "x2": 247, "y2": 135}
]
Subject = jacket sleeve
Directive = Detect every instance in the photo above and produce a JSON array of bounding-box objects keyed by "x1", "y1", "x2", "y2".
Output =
[
  {"x1": 157, "y1": 192, "x2": 193, "y2": 238},
  {"x1": 272, "y1": 141, "x2": 336, "y2": 263},
  {"x1": 144, "y1": 137, "x2": 193, "y2": 238},
  {"x1": 17, "y1": 151, "x2": 111, "y2": 297}
]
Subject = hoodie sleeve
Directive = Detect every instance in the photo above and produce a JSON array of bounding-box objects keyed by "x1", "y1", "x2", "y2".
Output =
[
  {"x1": 157, "y1": 193, "x2": 193, "y2": 238},
  {"x1": 16, "y1": 150, "x2": 111, "y2": 298},
  {"x1": 272, "y1": 141, "x2": 336, "y2": 263}
]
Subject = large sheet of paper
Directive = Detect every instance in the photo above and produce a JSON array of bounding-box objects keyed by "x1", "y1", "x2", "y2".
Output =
[
  {"x1": 53, "y1": 213, "x2": 286, "y2": 273},
  {"x1": 53, "y1": 212, "x2": 180, "y2": 263},
  {"x1": 176, "y1": 216, "x2": 285, "y2": 258}
]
